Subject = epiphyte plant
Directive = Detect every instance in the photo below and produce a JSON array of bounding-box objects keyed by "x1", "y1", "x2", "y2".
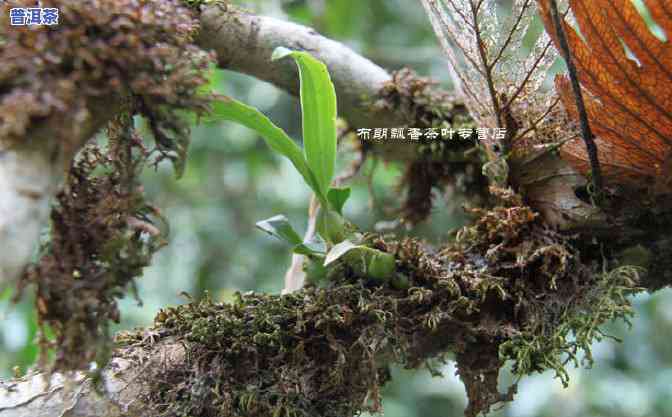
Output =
[{"x1": 206, "y1": 47, "x2": 398, "y2": 287}]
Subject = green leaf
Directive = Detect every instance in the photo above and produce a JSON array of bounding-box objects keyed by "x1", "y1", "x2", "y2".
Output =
[
  {"x1": 324, "y1": 241, "x2": 396, "y2": 281},
  {"x1": 292, "y1": 241, "x2": 325, "y2": 255},
  {"x1": 272, "y1": 47, "x2": 338, "y2": 198},
  {"x1": 324, "y1": 240, "x2": 360, "y2": 266},
  {"x1": 207, "y1": 96, "x2": 326, "y2": 205},
  {"x1": 256, "y1": 215, "x2": 303, "y2": 245},
  {"x1": 317, "y1": 209, "x2": 347, "y2": 244},
  {"x1": 327, "y1": 187, "x2": 351, "y2": 214}
]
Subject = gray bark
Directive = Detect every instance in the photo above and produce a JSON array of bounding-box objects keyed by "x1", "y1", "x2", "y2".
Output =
[{"x1": 0, "y1": 343, "x2": 184, "y2": 417}]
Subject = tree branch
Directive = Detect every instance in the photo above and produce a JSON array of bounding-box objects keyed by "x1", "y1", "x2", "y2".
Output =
[
  {"x1": 197, "y1": 5, "x2": 405, "y2": 130},
  {"x1": 0, "y1": 342, "x2": 179, "y2": 417},
  {"x1": 0, "y1": 216, "x2": 641, "y2": 416}
]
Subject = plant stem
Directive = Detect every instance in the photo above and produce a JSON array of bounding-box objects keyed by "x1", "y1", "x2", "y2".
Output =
[{"x1": 548, "y1": 0, "x2": 604, "y2": 203}]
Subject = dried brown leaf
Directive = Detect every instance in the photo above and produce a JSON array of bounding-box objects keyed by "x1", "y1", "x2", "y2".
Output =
[{"x1": 539, "y1": 0, "x2": 672, "y2": 193}]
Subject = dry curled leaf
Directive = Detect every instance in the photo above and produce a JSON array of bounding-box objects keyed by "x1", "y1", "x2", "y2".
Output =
[
  {"x1": 421, "y1": 0, "x2": 560, "y2": 155},
  {"x1": 539, "y1": 0, "x2": 672, "y2": 193}
]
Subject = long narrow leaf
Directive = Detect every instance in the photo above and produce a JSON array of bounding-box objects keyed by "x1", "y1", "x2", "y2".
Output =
[
  {"x1": 272, "y1": 47, "x2": 338, "y2": 199},
  {"x1": 206, "y1": 96, "x2": 326, "y2": 204}
]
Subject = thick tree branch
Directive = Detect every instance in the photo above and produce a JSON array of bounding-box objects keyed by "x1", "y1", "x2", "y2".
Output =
[
  {"x1": 197, "y1": 5, "x2": 404, "y2": 130},
  {"x1": 0, "y1": 217, "x2": 640, "y2": 417}
]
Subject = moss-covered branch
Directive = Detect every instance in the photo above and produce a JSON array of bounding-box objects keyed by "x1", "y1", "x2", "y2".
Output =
[
  {"x1": 0, "y1": 0, "x2": 212, "y2": 289},
  {"x1": 0, "y1": 1, "x2": 670, "y2": 417},
  {"x1": 0, "y1": 189, "x2": 642, "y2": 416}
]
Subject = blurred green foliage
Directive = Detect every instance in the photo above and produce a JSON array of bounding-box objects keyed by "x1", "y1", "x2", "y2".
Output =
[{"x1": 2, "y1": 1, "x2": 672, "y2": 416}]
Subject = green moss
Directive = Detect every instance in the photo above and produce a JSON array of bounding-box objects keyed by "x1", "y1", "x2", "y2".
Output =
[
  {"x1": 3, "y1": 0, "x2": 216, "y2": 373},
  {"x1": 500, "y1": 265, "x2": 642, "y2": 386},
  {"x1": 23, "y1": 104, "x2": 169, "y2": 372},
  {"x1": 118, "y1": 190, "x2": 643, "y2": 417},
  {"x1": 121, "y1": 238, "x2": 475, "y2": 417}
]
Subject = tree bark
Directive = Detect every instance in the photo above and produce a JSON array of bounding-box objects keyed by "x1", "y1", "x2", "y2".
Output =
[
  {"x1": 0, "y1": 96, "x2": 120, "y2": 290},
  {"x1": 0, "y1": 342, "x2": 184, "y2": 417}
]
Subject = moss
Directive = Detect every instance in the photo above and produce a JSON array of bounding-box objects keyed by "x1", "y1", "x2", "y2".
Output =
[
  {"x1": 0, "y1": 0, "x2": 215, "y2": 175},
  {"x1": 19, "y1": 102, "x2": 168, "y2": 371},
  {"x1": 2, "y1": 0, "x2": 215, "y2": 372},
  {"x1": 368, "y1": 68, "x2": 490, "y2": 225},
  {"x1": 116, "y1": 187, "x2": 641, "y2": 417},
  {"x1": 499, "y1": 265, "x2": 642, "y2": 386},
  {"x1": 118, "y1": 236, "x2": 473, "y2": 416},
  {"x1": 372, "y1": 68, "x2": 465, "y2": 130}
]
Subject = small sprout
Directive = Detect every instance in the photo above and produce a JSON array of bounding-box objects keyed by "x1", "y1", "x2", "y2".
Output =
[
  {"x1": 327, "y1": 187, "x2": 351, "y2": 215},
  {"x1": 317, "y1": 209, "x2": 348, "y2": 245}
]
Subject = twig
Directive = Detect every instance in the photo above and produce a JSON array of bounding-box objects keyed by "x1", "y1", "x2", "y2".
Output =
[{"x1": 548, "y1": 0, "x2": 603, "y2": 200}]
